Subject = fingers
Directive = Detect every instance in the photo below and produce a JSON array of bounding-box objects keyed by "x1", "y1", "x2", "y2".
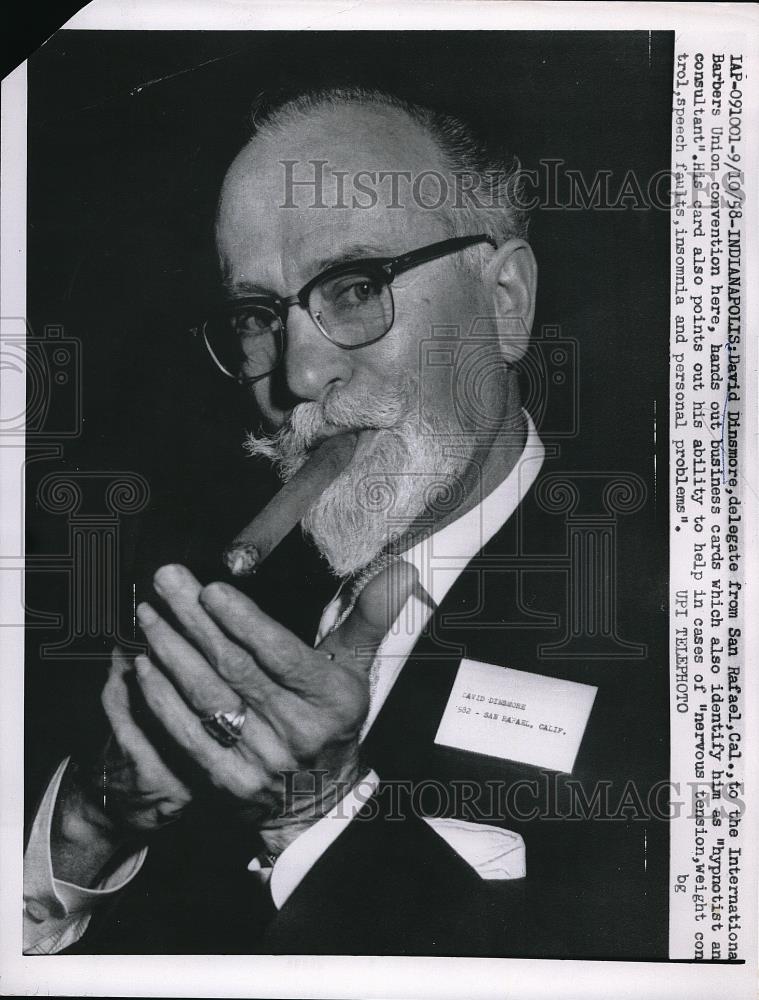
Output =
[
  {"x1": 152, "y1": 564, "x2": 239, "y2": 664},
  {"x1": 150, "y1": 564, "x2": 280, "y2": 705},
  {"x1": 198, "y1": 580, "x2": 316, "y2": 693},
  {"x1": 132, "y1": 654, "x2": 230, "y2": 778},
  {"x1": 135, "y1": 601, "x2": 245, "y2": 714},
  {"x1": 103, "y1": 646, "x2": 155, "y2": 759},
  {"x1": 325, "y1": 560, "x2": 419, "y2": 662},
  {"x1": 108, "y1": 646, "x2": 286, "y2": 800},
  {"x1": 102, "y1": 647, "x2": 190, "y2": 790},
  {"x1": 133, "y1": 654, "x2": 284, "y2": 802}
]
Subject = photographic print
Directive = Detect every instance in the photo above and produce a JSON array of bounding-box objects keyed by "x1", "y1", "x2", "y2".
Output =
[{"x1": 2, "y1": 4, "x2": 756, "y2": 998}]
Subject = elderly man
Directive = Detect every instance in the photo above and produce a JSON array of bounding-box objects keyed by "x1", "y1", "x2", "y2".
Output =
[{"x1": 24, "y1": 88, "x2": 664, "y2": 957}]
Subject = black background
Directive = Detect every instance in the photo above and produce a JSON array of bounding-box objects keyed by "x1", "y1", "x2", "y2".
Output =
[{"x1": 25, "y1": 31, "x2": 672, "y2": 804}]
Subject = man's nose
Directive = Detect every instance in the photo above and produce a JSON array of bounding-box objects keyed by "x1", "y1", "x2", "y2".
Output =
[{"x1": 282, "y1": 305, "x2": 352, "y2": 402}]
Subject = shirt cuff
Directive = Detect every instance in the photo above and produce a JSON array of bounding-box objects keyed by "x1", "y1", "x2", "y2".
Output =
[
  {"x1": 23, "y1": 757, "x2": 147, "y2": 954},
  {"x1": 256, "y1": 770, "x2": 380, "y2": 909}
]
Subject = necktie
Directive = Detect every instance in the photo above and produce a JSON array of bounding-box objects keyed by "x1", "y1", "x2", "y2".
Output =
[
  {"x1": 324, "y1": 554, "x2": 436, "y2": 721},
  {"x1": 325, "y1": 552, "x2": 409, "y2": 706}
]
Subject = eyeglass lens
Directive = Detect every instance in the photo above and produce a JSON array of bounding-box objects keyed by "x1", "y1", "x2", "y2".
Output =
[{"x1": 205, "y1": 266, "x2": 394, "y2": 380}]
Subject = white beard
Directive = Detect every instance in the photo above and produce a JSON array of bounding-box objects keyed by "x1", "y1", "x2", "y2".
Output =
[
  {"x1": 302, "y1": 413, "x2": 464, "y2": 576},
  {"x1": 243, "y1": 378, "x2": 465, "y2": 577}
]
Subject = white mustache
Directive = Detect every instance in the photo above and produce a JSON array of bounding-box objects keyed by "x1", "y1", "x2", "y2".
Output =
[{"x1": 244, "y1": 379, "x2": 415, "y2": 480}]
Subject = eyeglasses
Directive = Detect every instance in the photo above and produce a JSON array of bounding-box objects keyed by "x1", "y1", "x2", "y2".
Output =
[{"x1": 194, "y1": 234, "x2": 497, "y2": 384}]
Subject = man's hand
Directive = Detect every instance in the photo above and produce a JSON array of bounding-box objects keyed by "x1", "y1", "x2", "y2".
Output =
[
  {"x1": 51, "y1": 646, "x2": 193, "y2": 886},
  {"x1": 132, "y1": 560, "x2": 417, "y2": 852}
]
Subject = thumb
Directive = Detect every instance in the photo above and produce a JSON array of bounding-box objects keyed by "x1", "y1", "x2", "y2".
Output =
[{"x1": 324, "y1": 560, "x2": 420, "y2": 662}]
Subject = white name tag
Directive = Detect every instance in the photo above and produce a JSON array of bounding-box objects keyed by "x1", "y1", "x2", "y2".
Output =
[{"x1": 434, "y1": 658, "x2": 598, "y2": 773}]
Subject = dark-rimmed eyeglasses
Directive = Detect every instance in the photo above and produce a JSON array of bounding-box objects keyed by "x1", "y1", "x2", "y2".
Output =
[{"x1": 193, "y1": 233, "x2": 496, "y2": 384}]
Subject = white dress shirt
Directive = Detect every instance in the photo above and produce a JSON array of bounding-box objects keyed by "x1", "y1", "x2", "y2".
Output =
[{"x1": 23, "y1": 412, "x2": 543, "y2": 953}]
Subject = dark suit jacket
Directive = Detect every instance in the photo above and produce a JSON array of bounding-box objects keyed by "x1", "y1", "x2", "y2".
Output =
[{"x1": 64, "y1": 467, "x2": 669, "y2": 958}]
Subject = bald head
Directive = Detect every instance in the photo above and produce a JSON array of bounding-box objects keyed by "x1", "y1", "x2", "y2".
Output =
[
  {"x1": 216, "y1": 99, "x2": 460, "y2": 293},
  {"x1": 216, "y1": 89, "x2": 527, "y2": 284}
]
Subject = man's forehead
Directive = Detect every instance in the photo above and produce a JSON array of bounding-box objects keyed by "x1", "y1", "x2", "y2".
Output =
[
  {"x1": 216, "y1": 103, "x2": 450, "y2": 291},
  {"x1": 228, "y1": 103, "x2": 444, "y2": 193}
]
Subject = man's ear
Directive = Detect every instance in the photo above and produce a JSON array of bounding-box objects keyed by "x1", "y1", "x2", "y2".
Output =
[{"x1": 484, "y1": 238, "x2": 537, "y2": 364}]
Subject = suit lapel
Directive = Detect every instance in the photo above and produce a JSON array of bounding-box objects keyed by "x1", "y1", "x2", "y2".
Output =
[
  {"x1": 361, "y1": 491, "x2": 541, "y2": 780},
  {"x1": 361, "y1": 475, "x2": 640, "y2": 787}
]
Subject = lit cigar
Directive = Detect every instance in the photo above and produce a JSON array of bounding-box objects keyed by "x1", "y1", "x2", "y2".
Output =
[{"x1": 224, "y1": 431, "x2": 358, "y2": 576}]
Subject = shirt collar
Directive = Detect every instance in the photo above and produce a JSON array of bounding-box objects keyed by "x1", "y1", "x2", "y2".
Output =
[{"x1": 401, "y1": 410, "x2": 544, "y2": 608}]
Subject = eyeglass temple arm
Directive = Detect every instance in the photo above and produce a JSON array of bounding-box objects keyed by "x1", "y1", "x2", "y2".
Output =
[{"x1": 387, "y1": 234, "x2": 497, "y2": 278}]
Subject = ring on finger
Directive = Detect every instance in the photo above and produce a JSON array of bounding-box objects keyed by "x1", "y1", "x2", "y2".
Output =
[{"x1": 201, "y1": 706, "x2": 247, "y2": 747}]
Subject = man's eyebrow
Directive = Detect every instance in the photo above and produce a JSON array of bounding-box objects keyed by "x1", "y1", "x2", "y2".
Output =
[
  {"x1": 222, "y1": 242, "x2": 391, "y2": 299},
  {"x1": 222, "y1": 278, "x2": 273, "y2": 297},
  {"x1": 310, "y1": 242, "x2": 389, "y2": 273}
]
